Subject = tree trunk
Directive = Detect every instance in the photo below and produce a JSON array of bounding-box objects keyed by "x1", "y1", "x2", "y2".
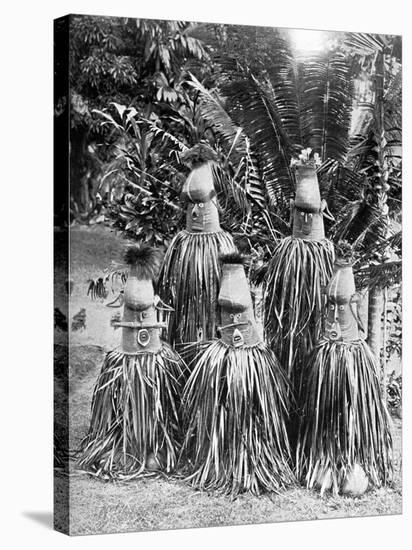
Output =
[
  {"x1": 367, "y1": 286, "x2": 384, "y2": 386},
  {"x1": 382, "y1": 286, "x2": 388, "y2": 404}
]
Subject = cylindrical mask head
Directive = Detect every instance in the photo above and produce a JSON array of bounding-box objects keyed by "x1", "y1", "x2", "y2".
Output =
[
  {"x1": 115, "y1": 246, "x2": 165, "y2": 353},
  {"x1": 324, "y1": 258, "x2": 360, "y2": 342},
  {"x1": 180, "y1": 162, "x2": 221, "y2": 233},
  {"x1": 292, "y1": 165, "x2": 325, "y2": 240},
  {"x1": 217, "y1": 254, "x2": 261, "y2": 347}
]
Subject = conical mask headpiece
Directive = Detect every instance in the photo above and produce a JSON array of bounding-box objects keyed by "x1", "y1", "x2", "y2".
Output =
[
  {"x1": 324, "y1": 246, "x2": 360, "y2": 342},
  {"x1": 217, "y1": 254, "x2": 261, "y2": 347},
  {"x1": 181, "y1": 162, "x2": 220, "y2": 233},
  {"x1": 291, "y1": 151, "x2": 325, "y2": 240},
  {"x1": 115, "y1": 246, "x2": 166, "y2": 353}
]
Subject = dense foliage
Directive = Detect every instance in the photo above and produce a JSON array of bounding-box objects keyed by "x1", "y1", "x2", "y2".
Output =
[{"x1": 63, "y1": 16, "x2": 402, "y2": 393}]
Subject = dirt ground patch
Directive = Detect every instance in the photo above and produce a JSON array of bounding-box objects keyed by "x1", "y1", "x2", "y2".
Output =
[{"x1": 55, "y1": 224, "x2": 402, "y2": 536}]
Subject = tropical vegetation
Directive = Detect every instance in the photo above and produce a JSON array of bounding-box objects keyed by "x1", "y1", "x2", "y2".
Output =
[{"x1": 60, "y1": 15, "x2": 402, "y2": 402}]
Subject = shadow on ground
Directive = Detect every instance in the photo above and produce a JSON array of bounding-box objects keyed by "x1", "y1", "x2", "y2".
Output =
[{"x1": 23, "y1": 511, "x2": 53, "y2": 530}]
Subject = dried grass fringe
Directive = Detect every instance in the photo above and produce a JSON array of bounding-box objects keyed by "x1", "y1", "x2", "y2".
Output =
[
  {"x1": 180, "y1": 339, "x2": 296, "y2": 496},
  {"x1": 78, "y1": 344, "x2": 185, "y2": 480},
  {"x1": 159, "y1": 230, "x2": 236, "y2": 347},
  {"x1": 296, "y1": 339, "x2": 393, "y2": 494},
  {"x1": 263, "y1": 236, "x2": 334, "y2": 398}
]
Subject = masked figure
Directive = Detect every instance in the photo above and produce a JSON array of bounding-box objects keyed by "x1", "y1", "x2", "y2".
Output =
[
  {"x1": 159, "y1": 159, "x2": 236, "y2": 347},
  {"x1": 180, "y1": 253, "x2": 295, "y2": 496},
  {"x1": 78, "y1": 246, "x2": 185, "y2": 479},
  {"x1": 296, "y1": 246, "x2": 393, "y2": 496},
  {"x1": 262, "y1": 154, "x2": 334, "y2": 425}
]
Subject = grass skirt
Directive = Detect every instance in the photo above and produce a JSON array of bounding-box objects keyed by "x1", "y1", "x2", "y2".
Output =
[
  {"x1": 78, "y1": 344, "x2": 185, "y2": 480},
  {"x1": 180, "y1": 340, "x2": 296, "y2": 496},
  {"x1": 159, "y1": 230, "x2": 236, "y2": 346},
  {"x1": 296, "y1": 339, "x2": 393, "y2": 494},
  {"x1": 263, "y1": 237, "x2": 334, "y2": 398}
]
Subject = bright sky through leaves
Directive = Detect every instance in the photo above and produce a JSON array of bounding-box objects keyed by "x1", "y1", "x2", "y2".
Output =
[{"x1": 289, "y1": 29, "x2": 327, "y2": 52}]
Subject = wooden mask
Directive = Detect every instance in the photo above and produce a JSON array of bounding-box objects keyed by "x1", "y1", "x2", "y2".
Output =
[
  {"x1": 218, "y1": 257, "x2": 261, "y2": 347},
  {"x1": 180, "y1": 162, "x2": 220, "y2": 233}
]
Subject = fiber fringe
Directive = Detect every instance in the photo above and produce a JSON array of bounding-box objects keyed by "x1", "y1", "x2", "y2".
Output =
[
  {"x1": 158, "y1": 230, "x2": 236, "y2": 346},
  {"x1": 180, "y1": 340, "x2": 296, "y2": 496},
  {"x1": 78, "y1": 344, "x2": 185, "y2": 480},
  {"x1": 263, "y1": 237, "x2": 334, "y2": 398},
  {"x1": 296, "y1": 339, "x2": 393, "y2": 494}
]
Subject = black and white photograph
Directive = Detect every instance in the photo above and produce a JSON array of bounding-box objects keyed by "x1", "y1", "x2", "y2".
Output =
[{"x1": 52, "y1": 9, "x2": 403, "y2": 538}]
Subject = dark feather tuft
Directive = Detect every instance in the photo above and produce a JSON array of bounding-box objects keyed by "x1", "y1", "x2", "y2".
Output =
[
  {"x1": 335, "y1": 240, "x2": 356, "y2": 265},
  {"x1": 180, "y1": 143, "x2": 217, "y2": 165},
  {"x1": 219, "y1": 252, "x2": 248, "y2": 266},
  {"x1": 123, "y1": 245, "x2": 163, "y2": 280}
]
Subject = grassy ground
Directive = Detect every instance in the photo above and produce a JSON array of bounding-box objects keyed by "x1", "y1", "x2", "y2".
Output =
[{"x1": 55, "y1": 224, "x2": 402, "y2": 536}]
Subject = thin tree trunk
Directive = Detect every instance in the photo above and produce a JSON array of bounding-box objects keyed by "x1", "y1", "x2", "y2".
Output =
[
  {"x1": 382, "y1": 286, "x2": 388, "y2": 404},
  {"x1": 367, "y1": 286, "x2": 384, "y2": 387}
]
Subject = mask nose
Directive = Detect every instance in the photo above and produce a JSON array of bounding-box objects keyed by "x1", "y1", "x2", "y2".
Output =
[
  {"x1": 302, "y1": 213, "x2": 311, "y2": 235},
  {"x1": 232, "y1": 328, "x2": 244, "y2": 348},
  {"x1": 191, "y1": 204, "x2": 199, "y2": 220}
]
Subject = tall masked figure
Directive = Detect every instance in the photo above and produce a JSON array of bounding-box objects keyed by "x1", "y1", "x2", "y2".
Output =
[
  {"x1": 180, "y1": 253, "x2": 295, "y2": 496},
  {"x1": 296, "y1": 245, "x2": 393, "y2": 496},
  {"x1": 78, "y1": 246, "x2": 185, "y2": 479},
  {"x1": 159, "y1": 159, "x2": 236, "y2": 348},
  {"x1": 262, "y1": 152, "x2": 334, "y2": 412}
]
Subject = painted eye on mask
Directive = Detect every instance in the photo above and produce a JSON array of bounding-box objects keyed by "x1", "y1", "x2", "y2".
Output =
[
  {"x1": 330, "y1": 304, "x2": 335, "y2": 311},
  {"x1": 339, "y1": 305, "x2": 345, "y2": 311},
  {"x1": 308, "y1": 213, "x2": 313, "y2": 219},
  {"x1": 142, "y1": 311, "x2": 149, "y2": 318},
  {"x1": 230, "y1": 313, "x2": 241, "y2": 322},
  {"x1": 198, "y1": 203, "x2": 204, "y2": 209},
  {"x1": 300, "y1": 212, "x2": 305, "y2": 217}
]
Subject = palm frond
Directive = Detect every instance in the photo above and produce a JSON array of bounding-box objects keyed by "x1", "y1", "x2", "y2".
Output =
[
  {"x1": 186, "y1": 72, "x2": 247, "y2": 160},
  {"x1": 317, "y1": 159, "x2": 367, "y2": 216},
  {"x1": 212, "y1": 149, "x2": 285, "y2": 242},
  {"x1": 356, "y1": 260, "x2": 401, "y2": 290},
  {"x1": 330, "y1": 198, "x2": 389, "y2": 254},
  {"x1": 300, "y1": 50, "x2": 353, "y2": 163},
  {"x1": 343, "y1": 32, "x2": 387, "y2": 56},
  {"x1": 219, "y1": 65, "x2": 298, "y2": 213}
]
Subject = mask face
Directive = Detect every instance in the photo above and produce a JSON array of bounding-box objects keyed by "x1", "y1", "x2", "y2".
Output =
[
  {"x1": 118, "y1": 275, "x2": 165, "y2": 353},
  {"x1": 323, "y1": 297, "x2": 359, "y2": 342},
  {"x1": 185, "y1": 199, "x2": 220, "y2": 232},
  {"x1": 217, "y1": 263, "x2": 261, "y2": 347},
  {"x1": 292, "y1": 206, "x2": 325, "y2": 240},
  {"x1": 218, "y1": 309, "x2": 260, "y2": 347},
  {"x1": 298, "y1": 210, "x2": 314, "y2": 236}
]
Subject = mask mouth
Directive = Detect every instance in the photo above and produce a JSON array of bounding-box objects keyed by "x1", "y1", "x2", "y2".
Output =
[
  {"x1": 137, "y1": 328, "x2": 150, "y2": 347},
  {"x1": 326, "y1": 322, "x2": 341, "y2": 341},
  {"x1": 232, "y1": 328, "x2": 244, "y2": 347}
]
